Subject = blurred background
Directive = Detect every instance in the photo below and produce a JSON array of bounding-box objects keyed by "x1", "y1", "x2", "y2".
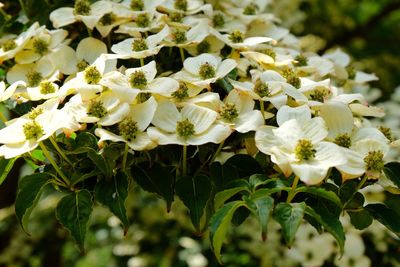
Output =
[{"x1": 1, "y1": 0, "x2": 400, "y2": 266}]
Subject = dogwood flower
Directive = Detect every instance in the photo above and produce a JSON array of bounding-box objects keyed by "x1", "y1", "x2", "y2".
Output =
[
  {"x1": 163, "y1": 20, "x2": 210, "y2": 48},
  {"x1": 255, "y1": 105, "x2": 346, "y2": 185},
  {"x1": 95, "y1": 96, "x2": 158, "y2": 150},
  {"x1": 173, "y1": 53, "x2": 236, "y2": 87},
  {"x1": 115, "y1": 11, "x2": 165, "y2": 35},
  {"x1": 158, "y1": 0, "x2": 209, "y2": 15},
  {"x1": 0, "y1": 81, "x2": 26, "y2": 102},
  {"x1": 148, "y1": 100, "x2": 232, "y2": 145}
]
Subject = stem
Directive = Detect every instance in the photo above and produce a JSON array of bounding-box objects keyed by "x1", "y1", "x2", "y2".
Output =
[
  {"x1": 182, "y1": 145, "x2": 187, "y2": 177},
  {"x1": 140, "y1": 58, "x2": 145, "y2": 67},
  {"x1": 87, "y1": 27, "x2": 92, "y2": 37},
  {"x1": 210, "y1": 141, "x2": 225, "y2": 164},
  {"x1": 49, "y1": 137, "x2": 73, "y2": 167},
  {"x1": 179, "y1": 47, "x2": 185, "y2": 64},
  {"x1": 259, "y1": 100, "x2": 265, "y2": 120},
  {"x1": 39, "y1": 142, "x2": 70, "y2": 187},
  {"x1": 0, "y1": 111, "x2": 7, "y2": 123},
  {"x1": 286, "y1": 176, "x2": 300, "y2": 203},
  {"x1": 122, "y1": 143, "x2": 129, "y2": 170},
  {"x1": 18, "y1": 0, "x2": 27, "y2": 16}
]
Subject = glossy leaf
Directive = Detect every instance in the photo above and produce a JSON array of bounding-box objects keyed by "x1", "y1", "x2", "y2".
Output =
[
  {"x1": 383, "y1": 162, "x2": 400, "y2": 188},
  {"x1": 365, "y1": 203, "x2": 400, "y2": 237},
  {"x1": 246, "y1": 195, "x2": 274, "y2": 241},
  {"x1": 210, "y1": 162, "x2": 240, "y2": 191},
  {"x1": 273, "y1": 202, "x2": 306, "y2": 246},
  {"x1": 214, "y1": 186, "x2": 250, "y2": 209},
  {"x1": 15, "y1": 173, "x2": 52, "y2": 233},
  {"x1": 87, "y1": 149, "x2": 112, "y2": 178},
  {"x1": 225, "y1": 154, "x2": 262, "y2": 178},
  {"x1": 0, "y1": 157, "x2": 17, "y2": 186},
  {"x1": 56, "y1": 190, "x2": 93, "y2": 251},
  {"x1": 348, "y1": 209, "x2": 373, "y2": 230},
  {"x1": 295, "y1": 186, "x2": 342, "y2": 208}
]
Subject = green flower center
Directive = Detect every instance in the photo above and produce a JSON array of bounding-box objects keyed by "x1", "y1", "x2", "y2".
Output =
[
  {"x1": 221, "y1": 103, "x2": 239, "y2": 122},
  {"x1": 197, "y1": 40, "x2": 211, "y2": 54},
  {"x1": 174, "y1": 0, "x2": 188, "y2": 11},
  {"x1": 176, "y1": 118, "x2": 195, "y2": 138},
  {"x1": 229, "y1": 30, "x2": 244, "y2": 43},
  {"x1": 379, "y1": 126, "x2": 393, "y2": 142},
  {"x1": 254, "y1": 80, "x2": 270, "y2": 97},
  {"x1": 26, "y1": 71, "x2": 43, "y2": 87},
  {"x1": 199, "y1": 62, "x2": 216, "y2": 79},
  {"x1": 262, "y1": 48, "x2": 276, "y2": 60},
  {"x1": 243, "y1": 3, "x2": 258, "y2": 15},
  {"x1": 23, "y1": 121, "x2": 44, "y2": 140},
  {"x1": 99, "y1": 12, "x2": 116, "y2": 26},
  {"x1": 28, "y1": 107, "x2": 44, "y2": 120},
  {"x1": 132, "y1": 38, "x2": 148, "y2": 51},
  {"x1": 170, "y1": 12, "x2": 184, "y2": 23},
  {"x1": 334, "y1": 133, "x2": 351, "y2": 148},
  {"x1": 310, "y1": 88, "x2": 329, "y2": 102},
  {"x1": 1, "y1": 39, "x2": 17, "y2": 51},
  {"x1": 136, "y1": 92, "x2": 152, "y2": 103},
  {"x1": 295, "y1": 139, "x2": 316, "y2": 160},
  {"x1": 118, "y1": 118, "x2": 139, "y2": 141},
  {"x1": 77, "y1": 60, "x2": 89, "y2": 71},
  {"x1": 364, "y1": 150, "x2": 384, "y2": 172},
  {"x1": 346, "y1": 66, "x2": 356, "y2": 80},
  {"x1": 172, "y1": 29, "x2": 187, "y2": 44},
  {"x1": 136, "y1": 13, "x2": 150, "y2": 27},
  {"x1": 172, "y1": 83, "x2": 189, "y2": 101},
  {"x1": 84, "y1": 66, "x2": 102, "y2": 84},
  {"x1": 33, "y1": 38, "x2": 49, "y2": 55},
  {"x1": 73, "y1": 0, "x2": 91, "y2": 15},
  {"x1": 213, "y1": 13, "x2": 225, "y2": 28},
  {"x1": 129, "y1": 70, "x2": 147, "y2": 89},
  {"x1": 130, "y1": 0, "x2": 144, "y2": 11},
  {"x1": 88, "y1": 100, "x2": 108, "y2": 118},
  {"x1": 39, "y1": 81, "x2": 56, "y2": 94},
  {"x1": 282, "y1": 67, "x2": 301, "y2": 89},
  {"x1": 294, "y1": 54, "x2": 308, "y2": 66}
]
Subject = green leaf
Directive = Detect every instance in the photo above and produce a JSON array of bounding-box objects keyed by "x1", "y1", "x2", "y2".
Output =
[
  {"x1": 0, "y1": 157, "x2": 17, "y2": 186},
  {"x1": 225, "y1": 154, "x2": 262, "y2": 178},
  {"x1": 176, "y1": 175, "x2": 212, "y2": 232},
  {"x1": 217, "y1": 77, "x2": 233, "y2": 93},
  {"x1": 95, "y1": 171, "x2": 129, "y2": 233},
  {"x1": 214, "y1": 186, "x2": 250, "y2": 210},
  {"x1": 210, "y1": 201, "x2": 246, "y2": 264},
  {"x1": 246, "y1": 195, "x2": 274, "y2": 241},
  {"x1": 348, "y1": 209, "x2": 373, "y2": 230},
  {"x1": 365, "y1": 204, "x2": 400, "y2": 237},
  {"x1": 273, "y1": 202, "x2": 306, "y2": 246},
  {"x1": 295, "y1": 186, "x2": 342, "y2": 208},
  {"x1": 87, "y1": 149, "x2": 112, "y2": 178},
  {"x1": 383, "y1": 162, "x2": 400, "y2": 188},
  {"x1": 15, "y1": 173, "x2": 52, "y2": 233},
  {"x1": 305, "y1": 204, "x2": 346, "y2": 255},
  {"x1": 131, "y1": 163, "x2": 174, "y2": 211},
  {"x1": 56, "y1": 190, "x2": 93, "y2": 251},
  {"x1": 210, "y1": 162, "x2": 240, "y2": 191},
  {"x1": 75, "y1": 132, "x2": 98, "y2": 150}
]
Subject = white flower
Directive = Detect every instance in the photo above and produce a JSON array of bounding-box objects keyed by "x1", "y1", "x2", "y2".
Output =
[
  {"x1": 95, "y1": 96, "x2": 158, "y2": 151},
  {"x1": 148, "y1": 100, "x2": 232, "y2": 145},
  {"x1": 120, "y1": 0, "x2": 165, "y2": 13},
  {"x1": 0, "y1": 81, "x2": 25, "y2": 102},
  {"x1": 255, "y1": 105, "x2": 346, "y2": 185},
  {"x1": 174, "y1": 53, "x2": 236, "y2": 87},
  {"x1": 163, "y1": 20, "x2": 210, "y2": 48},
  {"x1": 115, "y1": 11, "x2": 165, "y2": 35},
  {"x1": 158, "y1": 0, "x2": 209, "y2": 15},
  {"x1": 94, "y1": 3, "x2": 133, "y2": 38}
]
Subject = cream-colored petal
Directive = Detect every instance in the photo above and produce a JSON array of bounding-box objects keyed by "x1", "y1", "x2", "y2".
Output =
[
  {"x1": 336, "y1": 148, "x2": 365, "y2": 180},
  {"x1": 352, "y1": 139, "x2": 390, "y2": 158},
  {"x1": 52, "y1": 44, "x2": 78, "y2": 75},
  {"x1": 181, "y1": 104, "x2": 217, "y2": 134},
  {"x1": 215, "y1": 59, "x2": 237, "y2": 79},
  {"x1": 99, "y1": 102, "x2": 130, "y2": 126},
  {"x1": 290, "y1": 161, "x2": 330, "y2": 185},
  {"x1": 349, "y1": 103, "x2": 385, "y2": 117},
  {"x1": 0, "y1": 118, "x2": 29, "y2": 144},
  {"x1": 15, "y1": 50, "x2": 41, "y2": 64},
  {"x1": 319, "y1": 101, "x2": 354, "y2": 138},
  {"x1": 276, "y1": 105, "x2": 311, "y2": 126},
  {"x1": 352, "y1": 127, "x2": 388, "y2": 144},
  {"x1": 0, "y1": 140, "x2": 38, "y2": 159},
  {"x1": 152, "y1": 100, "x2": 181, "y2": 132},
  {"x1": 302, "y1": 117, "x2": 328, "y2": 144},
  {"x1": 147, "y1": 127, "x2": 185, "y2": 145},
  {"x1": 77, "y1": 37, "x2": 107, "y2": 64},
  {"x1": 354, "y1": 71, "x2": 378, "y2": 83},
  {"x1": 50, "y1": 7, "x2": 76, "y2": 28},
  {"x1": 184, "y1": 53, "x2": 220, "y2": 76},
  {"x1": 255, "y1": 125, "x2": 281, "y2": 154},
  {"x1": 187, "y1": 123, "x2": 232, "y2": 145},
  {"x1": 224, "y1": 89, "x2": 254, "y2": 113},
  {"x1": 273, "y1": 119, "x2": 303, "y2": 149},
  {"x1": 260, "y1": 70, "x2": 286, "y2": 83},
  {"x1": 111, "y1": 38, "x2": 136, "y2": 58},
  {"x1": 0, "y1": 81, "x2": 26, "y2": 101},
  {"x1": 148, "y1": 77, "x2": 179, "y2": 96},
  {"x1": 234, "y1": 110, "x2": 264, "y2": 133},
  {"x1": 130, "y1": 96, "x2": 158, "y2": 131},
  {"x1": 323, "y1": 48, "x2": 350, "y2": 67},
  {"x1": 147, "y1": 25, "x2": 170, "y2": 48},
  {"x1": 128, "y1": 132, "x2": 157, "y2": 151},
  {"x1": 95, "y1": 128, "x2": 125, "y2": 143},
  {"x1": 186, "y1": 92, "x2": 221, "y2": 111},
  {"x1": 125, "y1": 60, "x2": 157, "y2": 83}
]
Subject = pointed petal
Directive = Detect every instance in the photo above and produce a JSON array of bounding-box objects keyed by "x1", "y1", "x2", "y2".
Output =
[
  {"x1": 152, "y1": 100, "x2": 181, "y2": 132},
  {"x1": 181, "y1": 104, "x2": 217, "y2": 134}
]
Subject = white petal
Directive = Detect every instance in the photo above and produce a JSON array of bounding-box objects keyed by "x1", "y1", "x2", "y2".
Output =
[
  {"x1": 215, "y1": 59, "x2": 237, "y2": 79},
  {"x1": 225, "y1": 89, "x2": 254, "y2": 113},
  {"x1": 354, "y1": 71, "x2": 378, "y2": 83},
  {"x1": 187, "y1": 123, "x2": 232, "y2": 145},
  {"x1": 336, "y1": 148, "x2": 365, "y2": 180},
  {"x1": 0, "y1": 140, "x2": 38, "y2": 159},
  {"x1": 243, "y1": 36, "x2": 274, "y2": 46},
  {"x1": 148, "y1": 77, "x2": 179, "y2": 96},
  {"x1": 352, "y1": 127, "x2": 388, "y2": 144},
  {"x1": 52, "y1": 44, "x2": 78, "y2": 74},
  {"x1": 0, "y1": 118, "x2": 29, "y2": 144},
  {"x1": 99, "y1": 102, "x2": 130, "y2": 126},
  {"x1": 352, "y1": 139, "x2": 390, "y2": 157},
  {"x1": 95, "y1": 128, "x2": 125, "y2": 143},
  {"x1": 349, "y1": 103, "x2": 385, "y2": 117},
  {"x1": 128, "y1": 132, "x2": 157, "y2": 151},
  {"x1": 77, "y1": 37, "x2": 107, "y2": 64},
  {"x1": 184, "y1": 53, "x2": 220, "y2": 76},
  {"x1": 147, "y1": 127, "x2": 184, "y2": 145},
  {"x1": 181, "y1": 104, "x2": 217, "y2": 134},
  {"x1": 131, "y1": 96, "x2": 158, "y2": 131},
  {"x1": 290, "y1": 161, "x2": 330, "y2": 185},
  {"x1": 15, "y1": 50, "x2": 40, "y2": 64},
  {"x1": 152, "y1": 100, "x2": 181, "y2": 132},
  {"x1": 234, "y1": 110, "x2": 264, "y2": 133},
  {"x1": 260, "y1": 70, "x2": 286, "y2": 83},
  {"x1": 302, "y1": 117, "x2": 328, "y2": 144},
  {"x1": 1, "y1": 81, "x2": 26, "y2": 101},
  {"x1": 276, "y1": 105, "x2": 311, "y2": 126},
  {"x1": 125, "y1": 60, "x2": 157, "y2": 83},
  {"x1": 273, "y1": 119, "x2": 303, "y2": 149},
  {"x1": 147, "y1": 25, "x2": 170, "y2": 47},
  {"x1": 319, "y1": 101, "x2": 354, "y2": 138},
  {"x1": 50, "y1": 7, "x2": 76, "y2": 28},
  {"x1": 255, "y1": 125, "x2": 281, "y2": 154}
]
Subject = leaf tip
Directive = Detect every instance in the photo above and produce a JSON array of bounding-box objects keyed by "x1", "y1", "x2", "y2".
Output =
[{"x1": 261, "y1": 232, "x2": 267, "y2": 242}]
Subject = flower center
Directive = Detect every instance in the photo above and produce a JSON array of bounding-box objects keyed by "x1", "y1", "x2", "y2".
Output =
[
  {"x1": 73, "y1": 0, "x2": 91, "y2": 15},
  {"x1": 130, "y1": 0, "x2": 144, "y2": 11},
  {"x1": 213, "y1": 13, "x2": 225, "y2": 28},
  {"x1": 1, "y1": 39, "x2": 17, "y2": 51},
  {"x1": 174, "y1": 0, "x2": 188, "y2": 11},
  {"x1": 26, "y1": 71, "x2": 43, "y2": 87},
  {"x1": 88, "y1": 100, "x2": 108, "y2": 118},
  {"x1": 176, "y1": 118, "x2": 195, "y2": 138},
  {"x1": 118, "y1": 118, "x2": 139, "y2": 141},
  {"x1": 23, "y1": 121, "x2": 44, "y2": 140},
  {"x1": 172, "y1": 83, "x2": 189, "y2": 101},
  {"x1": 84, "y1": 66, "x2": 102, "y2": 84},
  {"x1": 295, "y1": 139, "x2": 316, "y2": 160},
  {"x1": 172, "y1": 29, "x2": 187, "y2": 44},
  {"x1": 294, "y1": 54, "x2": 308, "y2": 66},
  {"x1": 39, "y1": 81, "x2": 56, "y2": 94},
  {"x1": 243, "y1": 3, "x2": 258, "y2": 15},
  {"x1": 132, "y1": 38, "x2": 148, "y2": 51},
  {"x1": 229, "y1": 30, "x2": 245, "y2": 43},
  {"x1": 136, "y1": 13, "x2": 150, "y2": 27},
  {"x1": 199, "y1": 62, "x2": 216, "y2": 79},
  {"x1": 136, "y1": 92, "x2": 152, "y2": 103},
  {"x1": 170, "y1": 12, "x2": 184, "y2": 22},
  {"x1": 379, "y1": 126, "x2": 393, "y2": 142},
  {"x1": 309, "y1": 87, "x2": 329, "y2": 102},
  {"x1": 334, "y1": 133, "x2": 351, "y2": 148},
  {"x1": 364, "y1": 150, "x2": 384, "y2": 172},
  {"x1": 346, "y1": 66, "x2": 356, "y2": 80},
  {"x1": 33, "y1": 38, "x2": 49, "y2": 55},
  {"x1": 129, "y1": 70, "x2": 147, "y2": 88},
  {"x1": 197, "y1": 40, "x2": 211, "y2": 54},
  {"x1": 28, "y1": 107, "x2": 44, "y2": 120},
  {"x1": 221, "y1": 103, "x2": 239, "y2": 122},
  {"x1": 99, "y1": 12, "x2": 116, "y2": 26},
  {"x1": 254, "y1": 80, "x2": 270, "y2": 98},
  {"x1": 282, "y1": 67, "x2": 301, "y2": 88},
  {"x1": 77, "y1": 60, "x2": 89, "y2": 71}
]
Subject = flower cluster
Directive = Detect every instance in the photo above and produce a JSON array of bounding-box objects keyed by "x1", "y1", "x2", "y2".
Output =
[{"x1": 0, "y1": 0, "x2": 399, "y2": 261}]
